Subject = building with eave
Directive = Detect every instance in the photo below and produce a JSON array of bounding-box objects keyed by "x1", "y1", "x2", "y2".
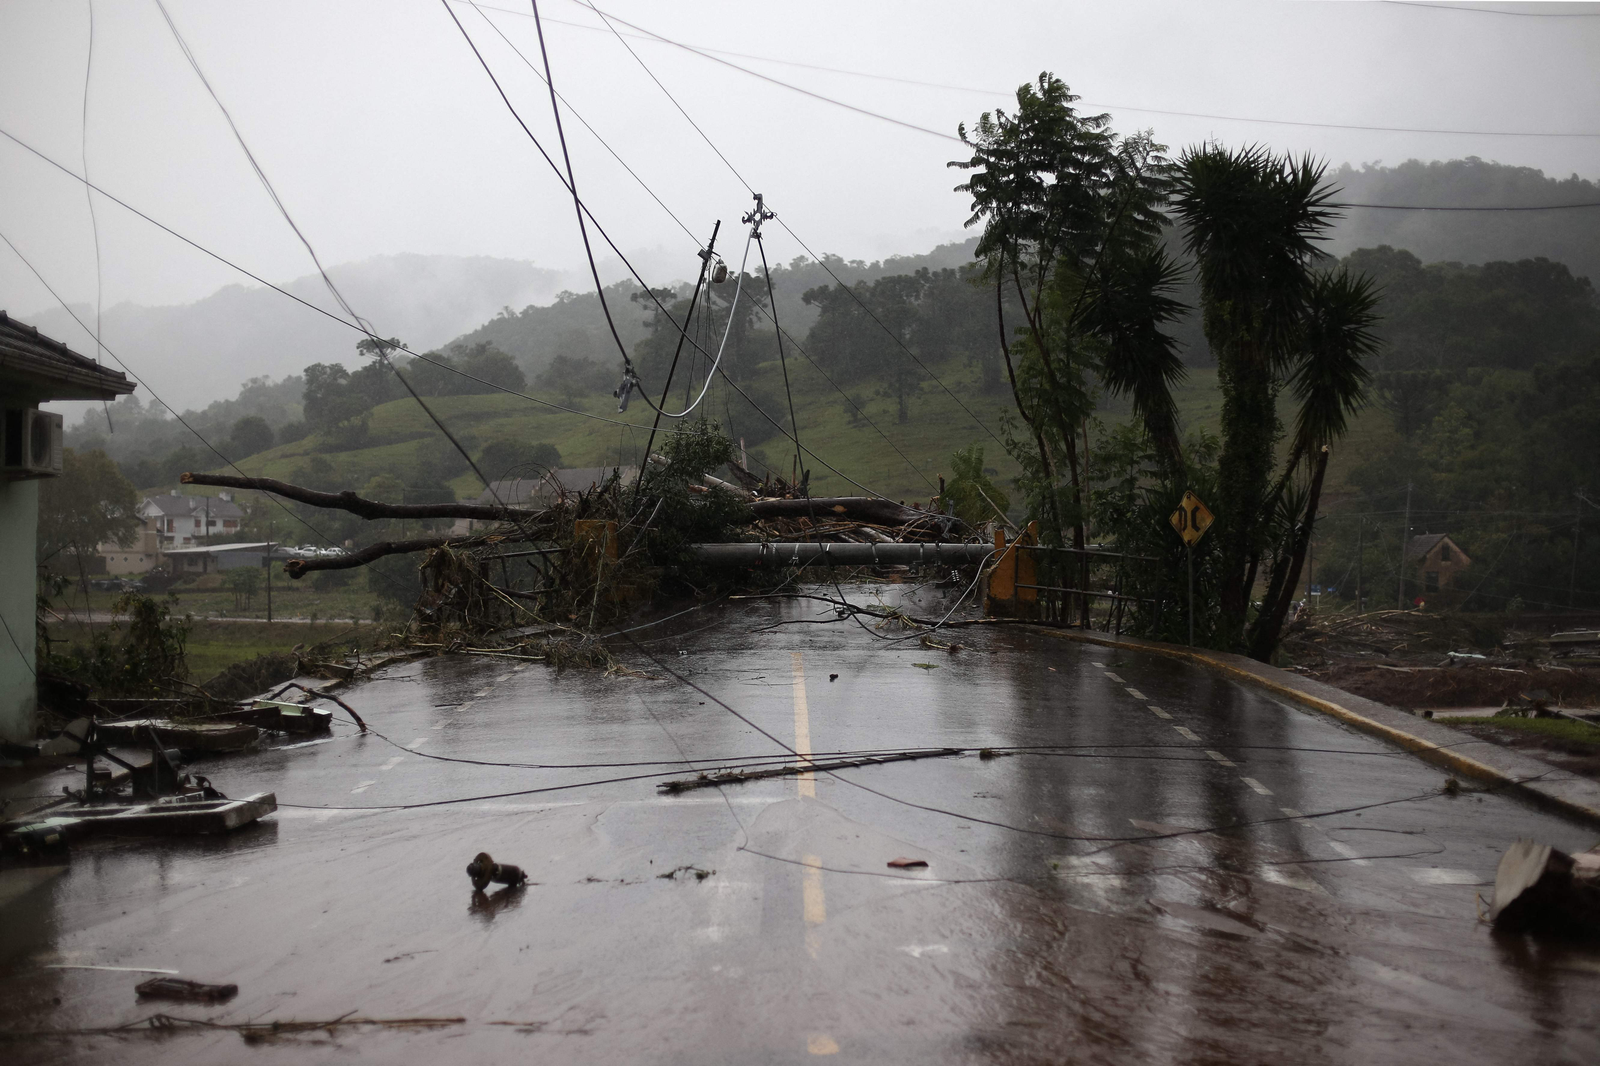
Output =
[
  {"x1": 137, "y1": 489, "x2": 245, "y2": 552},
  {"x1": 1, "y1": 311, "x2": 134, "y2": 743},
  {"x1": 1407, "y1": 533, "x2": 1471, "y2": 592}
]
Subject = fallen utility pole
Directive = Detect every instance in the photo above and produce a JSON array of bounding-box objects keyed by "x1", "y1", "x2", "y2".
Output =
[
  {"x1": 658, "y1": 747, "x2": 962, "y2": 792},
  {"x1": 182, "y1": 472, "x2": 540, "y2": 522},
  {"x1": 749, "y1": 496, "x2": 948, "y2": 528},
  {"x1": 689, "y1": 542, "x2": 991, "y2": 568}
]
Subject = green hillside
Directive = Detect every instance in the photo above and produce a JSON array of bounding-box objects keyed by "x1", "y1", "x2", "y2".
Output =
[{"x1": 198, "y1": 353, "x2": 1393, "y2": 518}]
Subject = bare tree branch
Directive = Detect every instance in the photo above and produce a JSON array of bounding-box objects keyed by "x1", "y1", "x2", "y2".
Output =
[
  {"x1": 282, "y1": 536, "x2": 498, "y2": 578},
  {"x1": 182, "y1": 472, "x2": 541, "y2": 522}
]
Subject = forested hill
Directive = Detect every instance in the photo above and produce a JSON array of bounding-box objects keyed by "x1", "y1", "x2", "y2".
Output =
[
  {"x1": 441, "y1": 238, "x2": 981, "y2": 379},
  {"x1": 1326, "y1": 159, "x2": 1600, "y2": 284}
]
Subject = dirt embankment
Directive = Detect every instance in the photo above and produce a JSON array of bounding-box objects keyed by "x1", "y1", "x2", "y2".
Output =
[
  {"x1": 1310, "y1": 662, "x2": 1600, "y2": 711},
  {"x1": 1285, "y1": 607, "x2": 1600, "y2": 711}
]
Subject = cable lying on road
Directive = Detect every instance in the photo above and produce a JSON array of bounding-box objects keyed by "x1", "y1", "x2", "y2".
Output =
[
  {"x1": 0, "y1": 1012, "x2": 472, "y2": 1042},
  {"x1": 616, "y1": 624, "x2": 1553, "y2": 858},
  {"x1": 657, "y1": 748, "x2": 964, "y2": 792}
]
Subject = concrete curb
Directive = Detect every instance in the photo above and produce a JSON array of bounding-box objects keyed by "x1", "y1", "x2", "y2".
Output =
[{"x1": 1029, "y1": 626, "x2": 1600, "y2": 829}]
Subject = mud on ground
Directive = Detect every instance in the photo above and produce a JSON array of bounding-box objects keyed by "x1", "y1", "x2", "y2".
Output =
[{"x1": 1282, "y1": 606, "x2": 1600, "y2": 777}]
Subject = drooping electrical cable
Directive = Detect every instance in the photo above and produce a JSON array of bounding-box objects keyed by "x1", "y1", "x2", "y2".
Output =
[
  {"x1": 579, "y1": 2, "x2": 1007, "y2": 450},
  {"x1": 437, "y1": 5, "x2": 901, "y2": 501},
  {"x1": 641, "y1": 228, "x2": 754, "y2": 420},
  {"x1": 461, "y1": 4, "x2": 936, "y2": 490},
  {"x1": 498, "y1": 1, "x2": 1600, "y2": 140},
  {"x1": 0, "y1": 227, "x2": 380, "y2": 576},
  {"x1": 80, "y1": 0, "x2": 111, "y2": 434},
  {"x1": 1, "y1": 121, "x2": 662, "y2": 440},
  {"x1": 154, "y1": 0, "x2": 519, "y2": 514}
]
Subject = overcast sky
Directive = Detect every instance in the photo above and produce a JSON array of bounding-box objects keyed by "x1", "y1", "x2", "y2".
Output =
[{"x1": 3, "y1": 0, "x2": 1598, "y2": 330}]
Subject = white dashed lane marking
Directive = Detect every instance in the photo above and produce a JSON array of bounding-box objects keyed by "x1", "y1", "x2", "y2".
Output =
[
  {"x1": 1104, "y1": 671, "x2": 1125, "y2": 683},
  {"x1": 1240, "y1": 777, "x2": 1274, "y2": 796},
  {"x1": 1205, "y1": 750, "x2": 1236, "y2": 767},
  {"x1": 1148, "y1": 705, "x2": 1172, "y2": 720},
  {"x1": 350, "y1": 780, "x2": 377, "y2": 794},
  {"x1": 380, "y1": 756, "x2": 405, "y2": 771},
  {"x1": 1125, "y1": 687, "x2": 1146, "y2": 700},
  {"x1": 1173, "y1": 725, "x2": 1200, "y2": 741},
  {"x1": 1326, "y1": 841, "x2": 1370, "y2": 866},
  {"x1": 1281, "y1": 808, "x2": 1372, "y2": 866}
]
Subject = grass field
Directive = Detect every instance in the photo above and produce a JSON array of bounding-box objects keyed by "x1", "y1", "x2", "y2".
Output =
[
  {"x1": 45, "y1": 618, "x2": 383, "y2": 686},
  {"x1": 1440, "y1": 715, "x2": 1600, "y2": 750},
  {"x1": 174, "y1": 354, "x2": 1398, "y2": 518},
  {"x1": 59, "y1": 578, "x2": 386, "y2": 624}
]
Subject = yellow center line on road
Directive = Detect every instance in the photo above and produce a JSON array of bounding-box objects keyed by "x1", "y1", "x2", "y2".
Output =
[
  {"x1": 791, "y1": 651, "x2": 815, "y2": 800},
  {"x1": 802, "y1": 854, "x2": 827, "y2": 925},
  {"x1": 793, "y1": 652, "x2": 838, "y2": 1055}
]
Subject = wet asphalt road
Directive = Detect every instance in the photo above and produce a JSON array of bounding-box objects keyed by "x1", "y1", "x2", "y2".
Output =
[{"x1": 3, "y1": 585, "x2": 1600, "y2": 1064}]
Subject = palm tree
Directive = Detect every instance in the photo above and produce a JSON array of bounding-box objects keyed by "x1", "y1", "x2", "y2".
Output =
[
  {"x1": 1246, "y1": 269, "x2": 1381, "y2": 658},
  {"x1": 1170, "y1": 145, "x2": 1342, "y2": 648}
]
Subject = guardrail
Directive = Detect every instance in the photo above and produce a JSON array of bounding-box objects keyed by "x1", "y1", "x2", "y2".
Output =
[{"x1": 986, "y1": 524, "x2": 1164, "y2": 632}]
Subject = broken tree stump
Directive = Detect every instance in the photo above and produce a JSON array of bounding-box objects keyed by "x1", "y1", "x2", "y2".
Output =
[{"x1": 1490, "y1": 839, "x2": 1600, "y2": 938}]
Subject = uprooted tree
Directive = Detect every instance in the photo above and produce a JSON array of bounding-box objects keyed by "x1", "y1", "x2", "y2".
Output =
[{"x1": 182, "y1": 420, "x2": 964, "y2": 642}]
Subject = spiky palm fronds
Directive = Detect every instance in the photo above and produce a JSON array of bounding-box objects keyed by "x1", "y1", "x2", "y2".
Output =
[
  {"x1": 1284, "y1": 268, "x2": 1382, "y2": 468},
  {"x1": 1081, "y1": 245, "x2": 1190, "y2": 467},
  {"x1": 1170, "y1": 145, "x2": 1340, "y2": 359}
]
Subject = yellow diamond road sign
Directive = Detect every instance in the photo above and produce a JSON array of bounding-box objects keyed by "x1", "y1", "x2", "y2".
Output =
[{"x1": 1169, "y1": 491, "x2": 1215, "y2": 547}]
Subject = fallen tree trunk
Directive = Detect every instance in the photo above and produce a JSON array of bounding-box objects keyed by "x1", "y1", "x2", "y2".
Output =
[
  {"x1": 182, "y1": 472, "x2": 540, "y2": 522},
  {"x1": 282, "y1": 536, "x2": 495, "y2": 578},
  {"x1": 1491, "y1": 839, "x2": 1600, "y2": 938}
]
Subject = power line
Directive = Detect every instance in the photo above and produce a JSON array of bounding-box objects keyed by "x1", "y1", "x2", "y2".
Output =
[
  {"x1": 581, "y1": 3, "x2": 960, "y2": 144},
  {"x1": 0, "y1": 126, "x2": 657, "y2": 437},
  {"x1": 153, "y1": 0, "x2": 508, "y2": 508},
  {"x1": 474, "y1": 0, "x2": 931, "y2": 490},
  {"x1": 1383, "y1": 1, "x2": 1600, "y2": 15},
  {"x1": 580, "y1": 3, "x2": 1006, "y2": 449},
  {"x1": 437, "y1": 3, "x2": 898, "y2": 501},
  {"x1": 466, "y1": 2, "x2": 701, "y2": 245},
  {"x1": 525, "y1": 0, "x2": 641, "y2": 408},
  {"x1": 1336, "y1": 200, "x2": 1600, "y2": 211},
  {"x1": 0, "y1": 227, "x2": 363, "y2": 568},
  {"x1": 572, "y1": 2, "x2": 1600, "y2": 140},
  {"x1": 79, "y1": 0, "x2": 105, "y2": 375},
  {"x1": 1, "y1": 118, "x2": 891, "y2": 506}
]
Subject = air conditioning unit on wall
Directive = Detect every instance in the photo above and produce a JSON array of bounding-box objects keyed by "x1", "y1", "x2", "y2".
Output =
[{"x1": 3, "y1": 408, "x2": 64, "y2": 480}]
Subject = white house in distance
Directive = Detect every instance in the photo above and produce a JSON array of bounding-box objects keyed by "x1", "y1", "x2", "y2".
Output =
[
  {"x1": 140, "y1": 489, "x2": 244, "y2": 550},
  {"x1": 99, "y1": 489, "x2": 247, "y2": 575},
  {"x1": 1, "y1": 311, "x2": 134, "y2": 743}
]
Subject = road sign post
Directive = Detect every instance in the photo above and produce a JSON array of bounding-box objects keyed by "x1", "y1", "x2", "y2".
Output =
[
  {"x1": 1169, "y1": 491, "x2": 1215, "y2": 648},
  {"x1": 1187, "y1": 544, "x2": 1194, "y2": 646}
]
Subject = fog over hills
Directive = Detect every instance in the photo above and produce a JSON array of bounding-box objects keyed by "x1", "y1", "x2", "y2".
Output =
[
  {"x1": 25, "y1": 157, "x2": 1600, "y2": 427},
  {"x1": 25, "y1": 253, "x2": 573, "y2": 413}
]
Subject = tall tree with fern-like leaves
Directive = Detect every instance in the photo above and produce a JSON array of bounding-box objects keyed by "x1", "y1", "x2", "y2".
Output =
[
  {"x1": 951, "y1": 73, "x2": 1188, "y2": 621},
  {"x1": 1170, "y1": 145, "x2": 1380, "y2": 656}
]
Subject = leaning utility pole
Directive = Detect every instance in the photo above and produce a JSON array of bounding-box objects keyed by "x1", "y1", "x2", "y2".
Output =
[
  {"x1": 1355, "y1": 518, "x2": 1364, "y2": 612},
  {"x1": 1571, "y1": 494, "x2": 1582, "y2": 609},
  {"x1": 1397, "y1": 481, "x2": 1412, "y2": 609}
]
